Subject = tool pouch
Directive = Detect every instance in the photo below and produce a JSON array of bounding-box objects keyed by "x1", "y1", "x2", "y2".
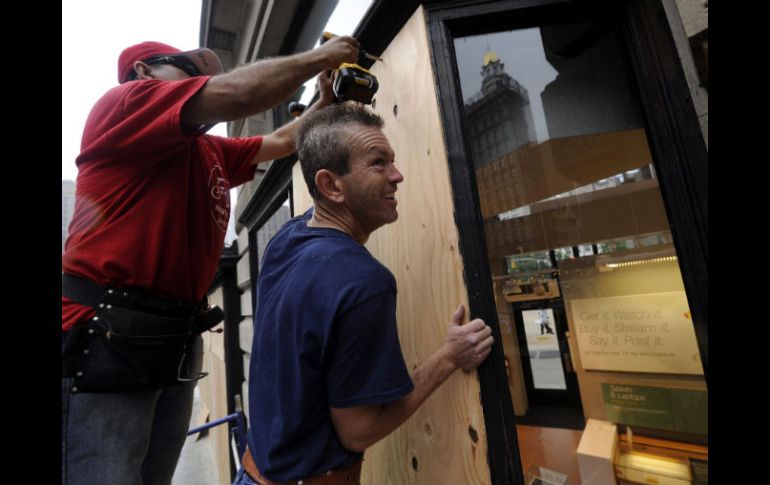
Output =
[{"x1": 62, "y1": 289, "x2": 221, "y2": 393}]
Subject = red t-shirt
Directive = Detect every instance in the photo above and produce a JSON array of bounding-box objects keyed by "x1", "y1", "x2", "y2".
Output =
[{"x1": 62, "y1": 77, "x2": 261, "y2": 331}]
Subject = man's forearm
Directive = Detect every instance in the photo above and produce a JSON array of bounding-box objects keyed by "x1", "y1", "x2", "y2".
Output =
[
  {"x1": 183, "y1": 36, "x2": 358, "y2": 126},
  {"x1": 185, "y1": 50, "x2": 329, "y2": 125},
  {"x1": 215, "y1": 52, "x2": 329, "y2": 116},
  {"x1": 338, "y1": 346, "x2": 458, "y2": 451}
]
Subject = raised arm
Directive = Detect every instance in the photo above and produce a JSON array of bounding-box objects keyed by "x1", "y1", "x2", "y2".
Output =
[
  {"x1": 181, "y1": 36, "x2": 358, "y2": 126},
  {"x1": 329, "y1": 304, "x2": 493, "y2": 452}
]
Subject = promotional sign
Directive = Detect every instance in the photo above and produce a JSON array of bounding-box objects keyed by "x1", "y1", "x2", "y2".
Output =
[
  {"x1": 602, "y1": 383, "x2": 707, "y2": 435},
  {"x1": 571, "y1": 292, "x2": 703, "y2": 374}
]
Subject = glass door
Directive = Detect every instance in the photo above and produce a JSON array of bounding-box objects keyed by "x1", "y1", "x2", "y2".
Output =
[{"x1": 446, "y1": 9, "x2": 707, "y2": 480}]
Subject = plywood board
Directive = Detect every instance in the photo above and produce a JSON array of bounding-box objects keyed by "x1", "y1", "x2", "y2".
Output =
[
  {"x1": 204, "y1": 350, "x2": 231, "y2": 484},
  {"x1": 290, "y1": 8, "x2": 491, "y2": 483},
  {"x1": 362, "y1": 7, "x2": 490, "y2": 485},
  {"x1": 199, "y1": 288, "x2": 232, "y2": 484},
  {"x1": 292, "y1": 162, "x2": 313, "y2": 214}
]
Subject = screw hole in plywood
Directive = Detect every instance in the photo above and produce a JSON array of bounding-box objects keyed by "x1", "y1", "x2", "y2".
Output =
[
  {"x1": 468, "y1": 425, "x2": 479, "y2": 443},
  {"x1": 411, "y1": 456, "x2": 419, "y2": 471}
]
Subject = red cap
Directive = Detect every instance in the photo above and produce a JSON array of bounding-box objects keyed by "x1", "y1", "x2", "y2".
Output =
[{"x1": 117, "y1": 41, "x2": 223, "y2": 84}]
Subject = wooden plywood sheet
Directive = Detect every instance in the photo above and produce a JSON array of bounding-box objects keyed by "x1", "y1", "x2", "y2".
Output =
[
  {"x1": 207, "y1": 353, "x2": 231, "y2": 484},
  {"x1": 360, "y1": 7, "x2": 490, "y2": 485},
  {"x1": 292, "y1": 162, "x2": 313, "y2": 215},
  {"x1": 199, "y1": 326, "x2": 231, "y2": 484}
]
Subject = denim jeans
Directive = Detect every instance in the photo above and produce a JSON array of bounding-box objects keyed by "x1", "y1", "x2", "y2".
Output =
[
  {"x1": 62, "y1": 335, "x2": 203, "y2": 485},
  {"x1": 231, "y1": 466, "x2": 260, "y2": 485}
]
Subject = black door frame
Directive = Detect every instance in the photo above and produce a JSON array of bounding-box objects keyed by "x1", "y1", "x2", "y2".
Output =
[{"x1": 425, "y1": 1, "x2": 707, "y2": 483}]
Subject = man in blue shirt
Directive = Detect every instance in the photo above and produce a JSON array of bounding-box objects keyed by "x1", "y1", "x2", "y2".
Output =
[{"x1": 236, "y1": 104, "x2": 494, "y2": 485}]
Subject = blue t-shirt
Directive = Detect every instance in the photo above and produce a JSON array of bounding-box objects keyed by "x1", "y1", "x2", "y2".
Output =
[{"x1": 247, "y1": 210, "x2": 414, "y2": 481}]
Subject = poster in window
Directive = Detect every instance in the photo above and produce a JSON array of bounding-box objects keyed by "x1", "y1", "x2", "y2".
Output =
[{"x1": 571, "y1": 292, "x2": 703, "y2": 374}]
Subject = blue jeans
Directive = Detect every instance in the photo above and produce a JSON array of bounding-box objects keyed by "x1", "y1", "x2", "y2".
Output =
[
  {"x1": 61, "y1": 335, "x2": 202, "y2": 485},
  {"x1": 231, "y1": 466, "x2": 260, "y2": 485}
]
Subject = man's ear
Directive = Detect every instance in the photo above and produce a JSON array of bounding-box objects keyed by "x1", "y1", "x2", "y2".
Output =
[
  {"x1": 132, "y1": 61, "x2": 154, "y2": 80},
  {"x1": 315, "y1": 169, "x2": 345, "y2": 203}
]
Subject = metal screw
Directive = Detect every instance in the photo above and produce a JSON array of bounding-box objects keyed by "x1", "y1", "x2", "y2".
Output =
[
  {"x1": 71, "y1": 387, "x2": 78, "y2": 393},
  {"x1": 107, "y1": 304, "x2": 112, "y2": 309},
  {"x1": 76, "y1": 371, "x2": 83, "y2": 377},
  {"x1": 108, "y1": 289, "x2": 114, "y2": 294},
  {"x1": 93, "y1": 316, "x2": 99, "y2": 321},
  {"x1": 99, "y1": 303, "x2": 105, "y2": 308},
  {"x1": 88, "y1": 329, "x2": 95, "y2": 334}
]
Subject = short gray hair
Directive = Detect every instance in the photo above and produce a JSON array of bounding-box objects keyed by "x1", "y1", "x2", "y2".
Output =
[{"x1": 295, "y1": 104, "x2": 384, "y2": 199}]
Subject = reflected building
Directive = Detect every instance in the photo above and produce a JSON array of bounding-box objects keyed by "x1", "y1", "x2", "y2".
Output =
[
  {"x1": 464, "y1": 51, "x2": 537, "y2": 168},
  {"x1": 464, "y1": 51, "x2": 542, "y2": 267}
]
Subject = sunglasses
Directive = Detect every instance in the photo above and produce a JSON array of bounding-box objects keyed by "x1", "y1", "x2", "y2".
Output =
[{"x1": 143, "y1": 55, "x2": 202, "y2": 77}]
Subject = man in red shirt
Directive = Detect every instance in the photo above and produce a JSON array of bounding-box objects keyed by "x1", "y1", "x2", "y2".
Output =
[{"x1": 61, "y1": 38, "x2": 359, "y2": 485}]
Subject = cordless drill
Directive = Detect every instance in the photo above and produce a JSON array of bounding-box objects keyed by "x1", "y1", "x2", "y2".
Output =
[
  {"x1": 288, "y1": 32, "x2": 381, "y2": 117},
  {"x1": 320, "y1": 32, "x2": 380, "y2": 105}
]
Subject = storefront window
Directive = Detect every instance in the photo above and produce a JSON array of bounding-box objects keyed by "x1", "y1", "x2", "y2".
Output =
[{"x1": 454, "y1": 18, "x2": 706, "y2": 483}]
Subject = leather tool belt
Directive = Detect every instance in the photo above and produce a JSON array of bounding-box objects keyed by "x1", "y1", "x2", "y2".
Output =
[{"x1": 61, "y1": 273, "x2": 224, "y2": 393}]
